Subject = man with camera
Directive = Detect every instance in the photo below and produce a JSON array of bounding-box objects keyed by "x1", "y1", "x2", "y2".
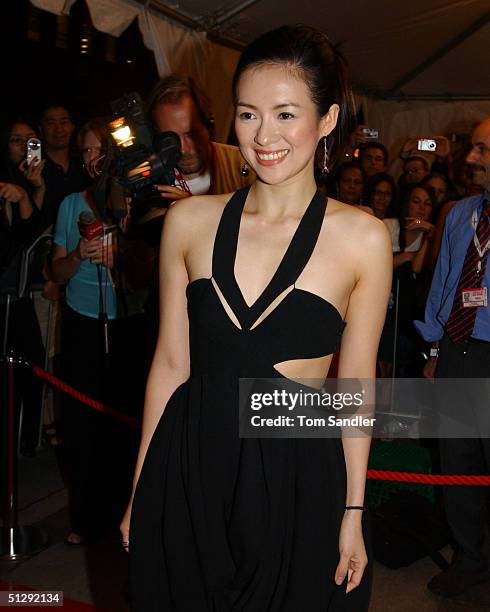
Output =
[
  {"x1": 416, "y1": 118, "x2": 490, "y2": 597},
  {"x1": 148, "y1": 74, "x2": 254, "y2": 204}
]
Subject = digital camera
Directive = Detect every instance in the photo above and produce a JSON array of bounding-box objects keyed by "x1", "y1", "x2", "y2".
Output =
[
  {"x1": 417, "y1": 139, "x2": 437, "y2": 152},
  {"x1": 362, "y1": 127, "x2": 379, "y2": 140}
]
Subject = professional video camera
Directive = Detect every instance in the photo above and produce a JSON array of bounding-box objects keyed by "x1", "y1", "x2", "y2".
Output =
[
  {"x1": 109, "y1": 92, "x2": 181, "y2": 194},
  {"x1": 92, "y1": 92, "x2": 181, "y2": 229}
]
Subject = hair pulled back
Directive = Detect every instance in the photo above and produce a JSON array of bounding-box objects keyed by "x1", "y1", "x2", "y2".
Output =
[{"x1": 232, "y1": 24, "x2": 356, "y2": 163}]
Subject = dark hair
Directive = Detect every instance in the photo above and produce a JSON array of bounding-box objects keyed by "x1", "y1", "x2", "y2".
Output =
[
  {"x1": 420, "y1": 171, "x2": 458, "y2": 205},
  {"x1": 398, "y1": 183, "x2": 437, "y2": 250},
  {"x1": 1, "y1": 115, "x2": 39, "y2": 167},
  {"x1": 333, "y1": 161, "x2": 365, "y2": 202},
  {"x1": 232, "y1": 24, "x2": 356, "y2": 164},
  {"x1": 403, "y1": 155, "x2": 429, "y2": 172},
  {"x1": 365, "y1": 172, "x2": 397, "y2": 216},
  {"x1": 358, "y1": 141, "x2": 388, "y2": 166},
  {"x1": 147, "y1": 74, "x2": 214, "y2": 134},
  {"x1": 40, "y1": 103, "x2": 72, "y2": 124},
  {"x1": 336, "y1": 161, "x2": 365, "y2": 181}
]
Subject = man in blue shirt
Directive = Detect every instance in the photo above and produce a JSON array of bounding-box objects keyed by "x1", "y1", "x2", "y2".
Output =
[{"x1": 415, "y1": 118, "x2": 490, "y2": 597}]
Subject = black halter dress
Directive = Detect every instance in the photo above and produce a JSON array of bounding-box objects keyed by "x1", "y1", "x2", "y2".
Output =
[{"x1": 130, "y1": 187, "x2": 371, "y2": 610}]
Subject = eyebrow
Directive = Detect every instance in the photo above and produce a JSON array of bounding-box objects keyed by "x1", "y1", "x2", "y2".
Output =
[{"x1": 237, "y1": 101, "x2": 301, "y2": 110}]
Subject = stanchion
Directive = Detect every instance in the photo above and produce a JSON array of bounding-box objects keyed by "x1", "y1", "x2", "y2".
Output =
[{"x1": 1, "y1": 351, "x2": 48, "y2": 561}]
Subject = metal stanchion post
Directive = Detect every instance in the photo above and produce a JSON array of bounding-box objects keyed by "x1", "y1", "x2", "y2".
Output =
[{"x1": 1, "y1": 350, "x2": 48, "y2": 561}]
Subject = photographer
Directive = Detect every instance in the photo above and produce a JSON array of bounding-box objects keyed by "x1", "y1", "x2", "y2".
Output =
[
  {"x1": 51, "y1": 118, "x2": 123, "y2": 545},
  {"x1": 0, "y1": 119, "x2": 47, "y2": 455},
  {"x1": 148, "y1": 74, "x2": 254, "y2": 202}
]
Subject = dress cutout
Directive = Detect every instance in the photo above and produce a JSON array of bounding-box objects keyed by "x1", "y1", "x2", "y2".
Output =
[{"x1": 130, "y1": 187, "x2": 371, "y2": 611}]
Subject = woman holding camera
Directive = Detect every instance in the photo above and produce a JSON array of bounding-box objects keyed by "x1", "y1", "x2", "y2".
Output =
[
  {"x1": 51, "y1": 118, "x2": 120, "y2": 545},
  {"x1": 124, "y1": 25, "x2": 391, "y2": 610}
]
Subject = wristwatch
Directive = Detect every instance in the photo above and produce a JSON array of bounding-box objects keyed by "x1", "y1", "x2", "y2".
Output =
[{"x1": 429, "y1": 347, "x2": 439, "y2": 358}]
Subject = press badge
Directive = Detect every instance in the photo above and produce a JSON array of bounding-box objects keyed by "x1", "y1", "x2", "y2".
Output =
[{"x1": 462, "y1": 287, "x2": 488, "y2": 308}]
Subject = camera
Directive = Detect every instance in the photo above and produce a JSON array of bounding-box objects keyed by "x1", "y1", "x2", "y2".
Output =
[
  {"x1": 26, "y1": 138, "x2": 42, "y2": 166},
  {"x1": 417, "y1": 139, "x2": 437, "y2": 152},
  {"x1": 109, "y1": 92, "x2": 181, "y2": 196},
  {"x1": 88, "y1": 92, "x2": 182, "y2": 231},
  {"x1": 362, "y1": 127, "x2": 379, "y2": 140}
]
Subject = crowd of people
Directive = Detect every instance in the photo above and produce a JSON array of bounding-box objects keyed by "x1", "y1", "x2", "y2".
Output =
[{"x1": 1, "y1": 42, "x2": 490, "y2": 604}]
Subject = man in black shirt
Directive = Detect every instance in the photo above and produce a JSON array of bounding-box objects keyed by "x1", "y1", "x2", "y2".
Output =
[{"x1": 40, "y1": 105, "x2": 87, "y2": 230}]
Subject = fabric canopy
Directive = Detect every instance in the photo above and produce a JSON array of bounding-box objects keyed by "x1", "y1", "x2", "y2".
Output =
[
  {"x1": 30, "y1": 0, "x2": 239, "y2": 141},
  {"x1": 30, "y1": 0, "x2": 490, "y2": 150}
]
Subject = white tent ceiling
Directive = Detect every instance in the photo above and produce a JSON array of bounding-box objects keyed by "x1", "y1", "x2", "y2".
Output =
[
  {"x1": 30, "y1": 0, "x2": 490, "y2": 152},
  {"x1": 147, "y1": 0, "x2": 490, "y2": 100}
]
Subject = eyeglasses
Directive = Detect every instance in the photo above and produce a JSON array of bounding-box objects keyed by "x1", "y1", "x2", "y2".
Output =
[{"x1": 406, "y1": 167, "x2": 425, "y2": 175}]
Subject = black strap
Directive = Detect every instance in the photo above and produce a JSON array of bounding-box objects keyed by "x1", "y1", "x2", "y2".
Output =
[{"x1": 212, "y1": 187, "x2": 327, "y2": 330}]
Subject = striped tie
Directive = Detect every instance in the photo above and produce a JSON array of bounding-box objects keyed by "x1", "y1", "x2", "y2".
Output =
[{"x1": 445, "y1": 201, "x2": 490, "y2": 343}]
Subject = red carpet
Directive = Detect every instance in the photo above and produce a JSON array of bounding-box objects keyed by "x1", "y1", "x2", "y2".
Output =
[{"x1": 0, "y1": 581, "x2": 96, "y2": 610}]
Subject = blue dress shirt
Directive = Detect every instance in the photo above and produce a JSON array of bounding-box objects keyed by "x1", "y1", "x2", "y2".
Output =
[{"x1": 414, "y1": 193, "x2": 490, "y2": 342}]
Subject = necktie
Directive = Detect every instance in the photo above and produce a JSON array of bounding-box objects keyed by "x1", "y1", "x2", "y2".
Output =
[{"x1": 445, "y1": 201, "x2": 490, "y2": 343}]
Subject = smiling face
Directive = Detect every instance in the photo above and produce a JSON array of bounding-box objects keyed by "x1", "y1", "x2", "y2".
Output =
[
  {"x1": 466, "y1": 119, "x2": 490, "y2": 192},
  {"x1": 234, "y1": 63, "x2": 337, "y2": 186},
  {"x1": 41, "y1": 106, "x2": 74, "y2": 152}
]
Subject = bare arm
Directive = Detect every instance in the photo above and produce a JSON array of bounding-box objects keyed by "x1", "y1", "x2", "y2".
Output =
[
  {"x1": 51, "y1": 238, "x2": 112, "y2": 283},
  {"x1": 121, "y1": 202, "x2": 191, "y2": 535},
  {"x1": 51, "y1": 244, "x2": 82, "y2": 282},
  {"x1": 335, "y1": 219, "x2": 392, "y2": 592}
]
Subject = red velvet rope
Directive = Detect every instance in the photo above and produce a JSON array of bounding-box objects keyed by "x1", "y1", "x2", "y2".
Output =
[
  {"x1": 32, "y1": 365, "x2": 140, "y2": 430},
  {"x1": 367, "y1": 469, "x2": 490, "y2": 485},
  {"x1": 31, "y1": 365, "x2": 490, "y2": 485}
]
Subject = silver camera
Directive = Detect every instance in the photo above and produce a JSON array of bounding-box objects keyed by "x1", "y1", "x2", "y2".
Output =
[
  {"x1": 362, "y1": 127, "x2": 379, "y2": 140},
  {"x1": 417, "y1": 139, "x2": 437, "y2": 152}
]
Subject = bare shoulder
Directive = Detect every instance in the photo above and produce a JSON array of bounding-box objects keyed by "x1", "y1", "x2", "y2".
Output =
[
  {"x1": 326, "y1": 197, "x2": 391, "y2": 252},
  {"x1": 163, "y1": 192, "x2": 231, "y2": 234}
]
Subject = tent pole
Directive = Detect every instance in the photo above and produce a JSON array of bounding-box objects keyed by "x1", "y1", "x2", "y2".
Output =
[{"x1": 387, "y1": 10, "x2": 490, "y2": 96}]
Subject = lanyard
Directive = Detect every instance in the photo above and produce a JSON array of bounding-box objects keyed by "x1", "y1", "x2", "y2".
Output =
[
  {"x1": 174, "y1": 169, "x2": 192, "y2": 195},
  {"x1": 471, "y1": 206, "x2": 490, "y2": 259}
]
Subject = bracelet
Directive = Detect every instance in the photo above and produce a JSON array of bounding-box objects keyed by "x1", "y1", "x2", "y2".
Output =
[{"x1": 345, "y1": 505, "x2": 364, "y2": 511}]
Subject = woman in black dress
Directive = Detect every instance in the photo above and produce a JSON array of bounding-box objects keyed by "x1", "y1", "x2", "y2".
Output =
[{"x1": 122, "y1": 25, "x2": 392, "y2": 610}]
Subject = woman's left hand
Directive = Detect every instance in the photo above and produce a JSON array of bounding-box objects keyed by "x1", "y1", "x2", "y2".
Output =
[
  {"x1": 334, "y1": 511, "x2": 368, "y2": 594},
  {"x1": 19, "y1": 159, "x2": 46, "y2": 189}
]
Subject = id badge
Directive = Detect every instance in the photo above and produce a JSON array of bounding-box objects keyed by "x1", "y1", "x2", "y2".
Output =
[{"x1": 462, "y1": 287, "x2": 488, "y2": 308}]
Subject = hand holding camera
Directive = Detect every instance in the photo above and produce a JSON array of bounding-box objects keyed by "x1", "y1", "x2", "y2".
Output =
[
  {"x1": 154, "y1": 183, "x2": 189, "y2": 201},
  {"x1": 19, "y1": 158, "x2": 46, "y2": 190}
]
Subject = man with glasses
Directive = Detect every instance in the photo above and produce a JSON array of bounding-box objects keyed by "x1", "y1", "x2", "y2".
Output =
[
  {"x1": 402, "y1": 156, "x2": 430, "y2": 185},
  {"x1": 415, "y1": 118, "x2": 490, "y2": 598}
]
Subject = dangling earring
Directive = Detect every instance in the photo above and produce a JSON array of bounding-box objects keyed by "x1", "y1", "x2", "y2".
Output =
[
  {"x1": 241, "y1": 163, "x2": 249, "y2": 176},
  {"x1": 321, "y1": 136, "x2": 330, "y2": 175}
]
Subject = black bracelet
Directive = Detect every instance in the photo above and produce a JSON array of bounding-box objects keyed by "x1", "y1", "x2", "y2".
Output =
[{"x1": 345, "y1": 505, "x2": 364, "y2": 511}]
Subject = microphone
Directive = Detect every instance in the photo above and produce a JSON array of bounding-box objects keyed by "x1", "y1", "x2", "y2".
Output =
[{"x1": 78, "y1": 211, "x2": 104, "y2": 240}]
